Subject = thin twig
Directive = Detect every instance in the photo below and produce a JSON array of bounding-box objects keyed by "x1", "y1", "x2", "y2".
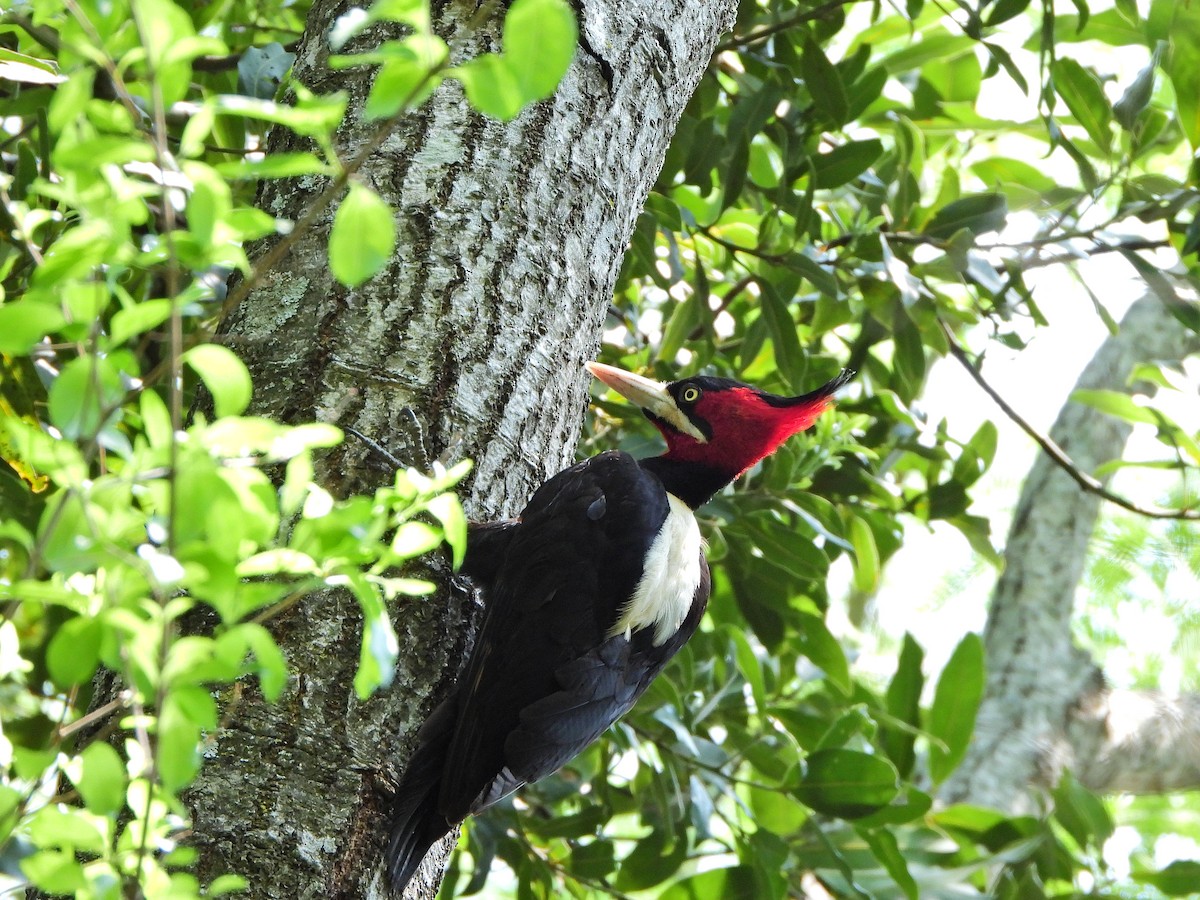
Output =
[
  {"x1": 57, "y1": 695, "x2": 129, "y2": 739},
  {"x1": 250, "y1": 581, "x2": 322, "y2": 624},
  {"x1": 687, "y1": 274, "x2": 754, "y2": 341},
  {"x1": 717, "y1": 0, "x2": 865, "y2": 51},
  {"x1": 700, "y1": 227, "x2": 789, "y2": 264},
  {"x1": 821, "y1": 229, "x2": 1167, "y2": 257},
  {"x1": 941, "y1": 322, "x2": 1199, "y2": 521},
  {"x1": 2, "y1": 12, "x2": 61, "y2": 53}
]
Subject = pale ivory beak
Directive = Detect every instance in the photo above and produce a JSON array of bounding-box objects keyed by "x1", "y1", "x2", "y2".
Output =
[{"x1": 585, "y1": 361, "x2": 708, "y2": 443}]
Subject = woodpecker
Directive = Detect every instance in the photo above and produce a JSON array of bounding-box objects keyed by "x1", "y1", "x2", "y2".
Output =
[{"x1": 386, "y1": 361, "x2": 853, "y2": 891}]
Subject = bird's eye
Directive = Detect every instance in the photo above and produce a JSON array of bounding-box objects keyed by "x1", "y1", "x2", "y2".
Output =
[{"x1": 680, "y1": 386, "x2": 702, "y2": 404}]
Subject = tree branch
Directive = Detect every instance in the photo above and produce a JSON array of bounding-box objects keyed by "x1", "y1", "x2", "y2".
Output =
[
  {"x1": 1070, "y1": 687, "x2": 1200, "y2": 794},
  {"x1": 821, "y1": 228, "x2": 1168, "y2": 260},
  {"x1": 717, "y1": 0, "x2": 864, "y2": 51},
  {"x1": 193, "y1": 42, "x2": 300, "y2": 72},
  {"x1": 940, "y1": 321, "x2": 1200, "y2": 521}
]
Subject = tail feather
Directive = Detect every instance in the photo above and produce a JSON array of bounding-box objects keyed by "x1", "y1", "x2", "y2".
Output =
[
  {"x1": 385, "y1": 784, "x2": 452, "y2": 892},
  {"x1": 386, "y1": 698, "x2": 457, "y2": 892}
]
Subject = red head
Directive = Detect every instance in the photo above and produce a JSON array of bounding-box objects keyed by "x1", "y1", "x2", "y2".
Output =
[{"x1": 587, "y1": 362, "x2": 852, "y2": 492}]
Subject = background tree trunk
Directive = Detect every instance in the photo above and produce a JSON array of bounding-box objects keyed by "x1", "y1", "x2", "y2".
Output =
[
  {"x1": 185, "y1": 0, "x2": 735, "y2": 896},
  {"x1": 941, "y1": 294, "x2": 1200, "y2": 813}
]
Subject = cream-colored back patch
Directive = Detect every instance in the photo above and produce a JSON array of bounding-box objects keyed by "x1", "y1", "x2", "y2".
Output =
[{"x1": 609, "y1": 494, "x2": 703, "y2": 646}]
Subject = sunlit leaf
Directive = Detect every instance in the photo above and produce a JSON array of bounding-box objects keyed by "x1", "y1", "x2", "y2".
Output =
[
  {"x1": 183, "y1": 344, "x2": 253, "y2": 418},
  {"x1": 329, "y1": 182, "x2": 397, "y2": 286},
  {"x1": 928, "y1": 633, "x2": 985, "y2": 783},
  {"x1": 1051, "y1": 58, "x2": 1113, "y2": 152},
  {"x1": 922, "y1": 193, "x2": 1007, "y2": 239},
  {"x1": 796, "y1": 749, "x2": 900, "y2": 818}
]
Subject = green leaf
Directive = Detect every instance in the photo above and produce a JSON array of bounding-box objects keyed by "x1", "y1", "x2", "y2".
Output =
[
  {"x1": 47, "y1": 355, "x2": 126, "y2": 441},
  {"x1": 760, "y1": 283, "x2": 803, "y2": 387},
  {"x1": 1051, "y1": 58, "x2": 1112, "y2": 152},
  {"x1": 787, "y1": 252, "x2": 838, "y2": 298},
  {"x1": 969, "y1": 157, "x2": 1057, "y2": 195},
  {"x1": 209, "y1": 875, "x2": 251, "y2": 896},
  {"x1": 0, "y1": 300, "x2": 65, "y2": 354},
  {"x1": 860, "y1": 827, "x2": 918, "y2": 899},
  {"x1": 748, "y1": 783, "x2": 808, "y2": 834},
  {"x1": 816, "y1": 705, "x2": 874, "y2": 750},
  {"x1": 795, "y1": 749, "x2": 899, "y2": 818},
  {"x1": 391, "y1": 521, "x2": 442, "y2": 559},
  {"x1": 109, "y1": 299, "x2": 173, "y2": 347},
  {"x1": 658, "y1": 292, "x2": 704, "y2": 362},
  {"x1": 802, "y1": 37, "x2": 849, "y2": 126},
  {"x1": 1070, "y1": 388, "x2": 1158, "y2": 424},
  {"x1": 158, "y1": 691, "x2": 203, "y2": 791},
  {"x1": 720, "y1": 138, "x2": 749, "y2": 211},
  {"x1": 364, "y1": 36, "x2": 448, "y2": 119},
  {"x1": 726, "y1": 626, "x2": 766, "y2": 712},
  {"x1": 570, "y1": 839, "x2": 615, "y2": 879},
  {"x1": 47, "y1": 615, "x2": 103, "y2": 686},
  {"x1": 2, "y1": 417, "x2": 88, "y2": 486},
  {"x1": 615, "y1": 826, "x2": 689, "y2": 891},
  {"x1": 796, "y1": 612, "x2": 851, "y2": 694},
  {"x1": 880, "y1": 31, "x2": 975, "y2": 75},
  {"x1": 851, "y1": 786, "x2": 932, "y2": 827},
  {"x1": 0, "y1": 47, "x2": 62, "y2": 84},
  {"x1": 216, "y1": 153, "x2": 333, "y2": 180},
  {"x1": 882, "y1": 633, "x2": 924, "y2": 777},
  {"x1": 182, "y1": 344, "x2": 253, "y2": 418},
  {"x1": 660, "y1": 866, "x2": 759, "y2": 900},
  {"x1": 928, "y1": 632, "x2": 985, "y2": 783},
  {"x1": 985, "y1": 0, "x2": 1033, "y2": 27},
  {"x1": 1135, "y1": 860, "x2": 1200, "y2": 896},
  {"x1": 922, "y1": 193, "x2": 1007, "y2": 239},
  {"x1": 1114, "y1": 45, "x2": 1161, "y2": 132},
  {"x1": 21, "y1": 848, "x2": 86, "y2": 894},
  {"x1": 186, "y1": 169, "x2": 231, "y2": 247},
  {"x1": 453, "y1": 54, "x2": 523, "y2": 120},
  {"x1": 847, "y1": 515, "x2": 879, "y2": 593},
  {"x1": 810, "y1": 139, "x2": 883, "y2": 189},
  {"x1": 427, "y1": 493, "x2": 467, "y2": 568},
  {"x1": 28, "y1": 806, "x2": 107, "y2": 851},
  {"x1": 237, "y1": 548, "x2": 319, "y2": 577},
  {"x1": 1052, "y1": 771, "x2": 1113, "y2": 851},
  {"x1": 1119, "y1": 247, "x2": 1200, "y2": 332},
  {"x1": 0, "y1": 784, "x2": 20, "y2": 843},
  {"x1": 69, "y1": 743, "x2": 127, "y2": 815},
  {"x1": 503, "y1": 0, "x2": 577, "y2": 100},
  {"x1": 952, "y1": 420, "x2": 998, "y2": 486},
  {"x1": 356, "y1": 603, "x2": 399, "y2": 698},
  {"x1": 1160, "y1": 1, "x2": 1200, "y2": 147},
  {"x1": 329, "y1": 182, "x2": 397, "y2": 286},
  {"x1": 892, "y1": 310, "x2": 926, "y2": 399},
  {"x1": 235, "y1": 623, "x2": 288, "y2": 701},
  {"x1": 237, "y1": 42, "x2": 295, "y2": 100}
]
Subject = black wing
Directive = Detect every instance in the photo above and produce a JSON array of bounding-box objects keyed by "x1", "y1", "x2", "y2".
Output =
[
  {"x1": 386, "y1": 450, "x2": 710, "y2": 889},
  {"x1": 442, "y1": 449, "x2": 708, "y2": 820}
]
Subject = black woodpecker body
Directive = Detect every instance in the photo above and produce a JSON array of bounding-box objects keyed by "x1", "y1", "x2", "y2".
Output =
[{"x1": 386, "y1": 362, "x2": 853, "y2": 891}]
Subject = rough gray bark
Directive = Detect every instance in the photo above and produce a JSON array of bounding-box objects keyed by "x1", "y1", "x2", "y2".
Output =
[
  {"x1": 1069, "y1": 687, "x2": 1200, "y2": 794},
  {"x1": 187, "y1": 0, "x2": 736, "y2": 897},
  {"x1": 941, "y1": 294, "x2": 1200, "y2": 813}
]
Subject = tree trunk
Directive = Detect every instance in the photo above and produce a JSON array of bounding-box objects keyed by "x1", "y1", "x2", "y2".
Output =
[
  {"x1": 941, "y1": 294, "x2": 1200, "y2": 813},
  {"x1": 186, "y1": 0, "x2": 735, "y2": 896}
]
